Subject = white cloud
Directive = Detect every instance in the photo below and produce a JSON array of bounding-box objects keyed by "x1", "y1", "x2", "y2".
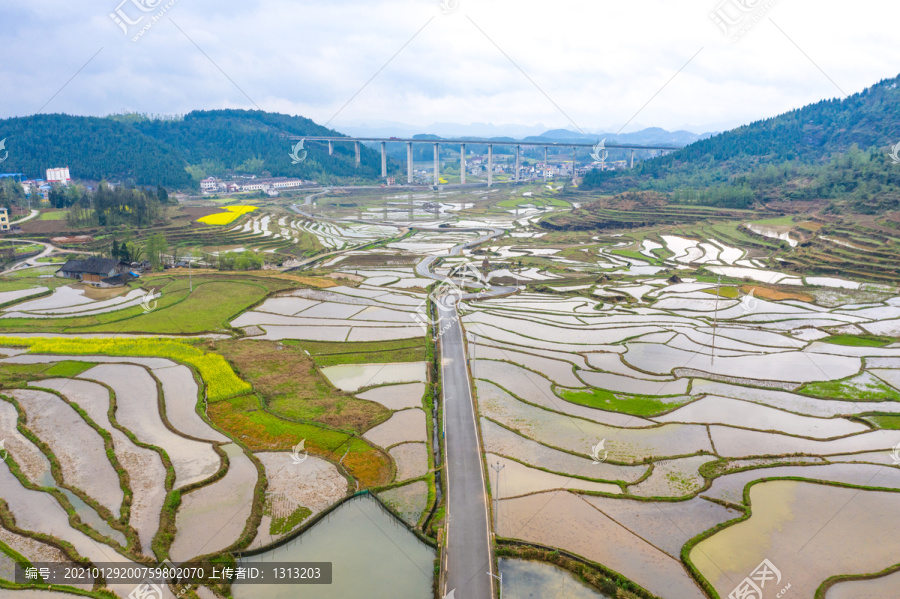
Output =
[{"x1": 1, "y1": 0, "x2": 897, "y2": 134}]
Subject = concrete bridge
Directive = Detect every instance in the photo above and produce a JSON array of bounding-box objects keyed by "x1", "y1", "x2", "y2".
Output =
[{"x1": 287, "y1": 135, "x2": 680, "y2": 187}]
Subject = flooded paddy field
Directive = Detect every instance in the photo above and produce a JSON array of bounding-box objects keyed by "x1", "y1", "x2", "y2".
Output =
[
  {"x1": 692, "y1": 480, "x2": 900, "y2": 598},
  {"x1": 235, "y1": 496, "x2": 434, "y2": 599},
  {"x1": 81, "y1": 364, "x2": 222, "y2": 488},
  {"x1": 449, "y1": 218, "x2": 900, "y2": 597},
  {"x1": 2, "y1": 198, "x2": 900, "y2": 599},
  {"x1": 498, "y1": 491, "x2": 706, "y2": 599},
  {"x1": 7, "y1": 388, "x2": 124, "y2": 514},
  {"x1": 31, "y1": 377, "x2": 168, "y2": 556},
  {"x1": 389, "y1": 442, "x2": 429, "y2": 480},
  {"x1": 252, "y1": 453, "x2": 347, "y2": 548},
  {"x1": 169, "y1": 443, "x2": 258, "y2": 561},
  {"x1": 499, "y1": 557, "x2": 611, "y2": 599}
]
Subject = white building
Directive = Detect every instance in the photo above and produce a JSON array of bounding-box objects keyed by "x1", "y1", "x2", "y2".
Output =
[
  {"x1": 46, "y1": 167, "x2": 71, "y2": 184},
  {"x1": 270, "y1": 178, "x2": 303, "y2": 189},
  {"x1": 201, "y1": 177, "x2": 218, "y2": 192}
]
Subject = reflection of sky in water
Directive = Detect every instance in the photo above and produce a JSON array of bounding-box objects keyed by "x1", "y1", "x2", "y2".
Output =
[
  {"x1": 499, "y1": 558, "x2": 609, "y2": 599},
  {"x1": 236, "y1": 496, "x2": 434, "y2": 599}
]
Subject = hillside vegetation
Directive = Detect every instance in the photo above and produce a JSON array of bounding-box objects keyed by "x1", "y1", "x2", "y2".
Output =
[
  {"x1": 0, "y1": 109, "x2": 392, "y2": 189},
  {"x1": 581, "y1": 74, "x2": 900, "y2": 213}
]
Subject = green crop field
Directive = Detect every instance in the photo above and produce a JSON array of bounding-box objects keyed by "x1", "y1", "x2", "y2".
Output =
[
  {"x1": 0, "y1": 275, "x2": 293, "y2": 334},
  {"x1": 557, "y1": 387, "x2": 690, "y2": 417}
]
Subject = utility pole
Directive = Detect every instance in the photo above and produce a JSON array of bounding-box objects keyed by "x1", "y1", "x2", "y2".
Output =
[
  {"x1": 712, "y1": 275, "x2": 721, "y2": 363},
  {"x1": 488, "y1": 571, "x2": 503, "y2": 599},
  {"x1": 471, "y1": 333, "x2": 477, "y2": 376},
  {"x1": 491, "y1": 460, "x2": 504, "y2": 531}
]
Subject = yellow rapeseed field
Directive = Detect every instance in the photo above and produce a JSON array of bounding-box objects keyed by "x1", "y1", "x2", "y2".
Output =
[
  {"x1": 197, "y1": 205, "x2": 258, "y2": 226},
  {"x1": 0, "y1": 336, "x2": 251, "y2": 401}
]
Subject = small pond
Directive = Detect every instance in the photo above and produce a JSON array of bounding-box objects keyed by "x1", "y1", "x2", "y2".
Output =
[
  {"x1": 234, "y1": 495, "x2": 434, "y2": 599},
  {"x1": 499, "y1": 557, "x2": 611, "y2": 599}
]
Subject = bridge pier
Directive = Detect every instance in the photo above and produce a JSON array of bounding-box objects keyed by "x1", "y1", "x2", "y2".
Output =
[
  {"x1": 328, "y1": 140, "x2": 333, "y2": 156},
  {"x1": 631, "y1": 149, "x2": 634, "y2": 169},
  {"x1": 354, "y1": 141, "x2": 361, "y2": 166},
  {"x1": 487, "y1": 144, "x2": 493, "y2": 187},
  {"x1": 460, "y1": 143, "x2": 466, "y2": 185},
  {"x1": 433, "y1": 143, "x2": 440, "y2": 187},
  {"x1": 572, "y1": 147, "x2": 577, "y2": 185},
  {"x1": 381, "y1": 142, "x2": 387, "y2": 179},
  {"x1": 543, "y1": 146, "x2": 548, "y2": 184},
  {"x1": 515, "y1": 145, "x2": 520, "y2": 183},
  {"x1": 407, "y1": 142, "x2": 413, "y2": 184}
]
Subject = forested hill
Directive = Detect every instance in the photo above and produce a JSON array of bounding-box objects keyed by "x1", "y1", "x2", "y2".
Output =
[
  {"x1": 131, "y1": 110, "x2": 384, "y2": 183},
  {"x1": 0, "y1": 109, "x2": 386, "y2": 189},
  {"x1": 0, "y1": 114, "x2": 193, "y2": 188},
  {"x1": 581, "y1": 74, "x2": 900, "y2": 212}
]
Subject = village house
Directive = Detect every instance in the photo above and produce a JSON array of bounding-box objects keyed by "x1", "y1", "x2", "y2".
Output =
[{"x1": 56, "y1": 257, "x2": 134, "y2": 286}]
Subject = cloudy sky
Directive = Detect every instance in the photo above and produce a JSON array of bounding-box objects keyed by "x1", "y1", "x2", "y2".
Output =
[{"x1": 1, "y1": 0, "x2": 898, "y2": 135}]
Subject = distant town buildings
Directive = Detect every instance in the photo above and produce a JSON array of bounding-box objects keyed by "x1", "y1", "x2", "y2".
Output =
[
  {"x1": 200, "y1": 176, "x2": 309, "y2": 195},
  {"x1": 0, "y1": 207, "x2": 9, "y2": 232},
  {"x1": 46, "y1": 167, "x2": 72, "y2": 184}
]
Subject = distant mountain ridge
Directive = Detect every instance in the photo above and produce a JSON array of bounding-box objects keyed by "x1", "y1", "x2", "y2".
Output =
[{"x1": 532, "y1": 128, "x2": 715, "y2": 146}]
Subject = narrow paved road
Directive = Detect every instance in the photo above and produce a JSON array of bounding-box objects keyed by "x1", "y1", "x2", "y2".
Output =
[
  {"x1": 291, "y1": 193, "x2": 512, "y2": 598},
  {"x1": 437, "y1": 293, "x2": 494, "y2": 599},
  {"x1": 415, "y1": 228, "x2": 514, "y2": 599},
  {"x1": 10, "y1": 209, "x2": 39, "y2": 225},
  {"x1": 0, "y1": 239, "x2": 91, "y2": 275}
]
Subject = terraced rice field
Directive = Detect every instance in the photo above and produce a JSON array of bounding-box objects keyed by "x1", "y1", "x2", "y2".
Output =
[
  {"x1": 3, "y1": 195, "x2": 900, "y2": 598},
  {"x1": 453, "y1": 221, "x2": 900, "y2": 597}
]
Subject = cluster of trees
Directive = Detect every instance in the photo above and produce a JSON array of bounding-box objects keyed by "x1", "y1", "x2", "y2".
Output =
[
  {"x1": 108, "y1": 234, "x2": 264, "y2": 272},
  {"x1": 65, "y1": 183, "x2": 170, "y2": 228},
  {"x1": 109, "y1": 233, "x2": 169, "y2": 269},
  {"x1": 217, "y1": 251, "x2": 264, "y2": 270},
  {"x1": 0, "y1": 178, "x2": 26, "y2": 210}
]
